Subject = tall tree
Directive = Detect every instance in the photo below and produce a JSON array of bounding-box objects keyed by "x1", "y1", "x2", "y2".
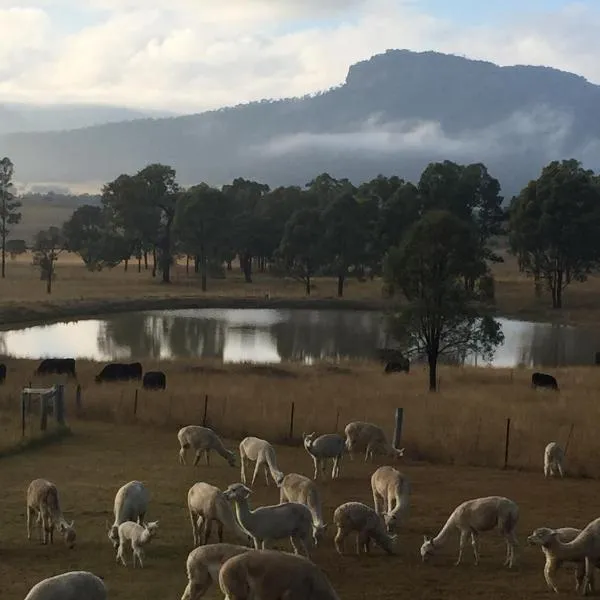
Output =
[
  {"x1": 277, "y1": 207, "x2": 324, "y2": 296},
  {"x1": 0, "y1": 157, "x2": 22, "y2": 278},
  {"x1": 385, "y1": 210, "x2": 503, "y2": 391},
  {"x1": 174, "y1": 183, "x2": 230, "y2": 291},
  {"x1": 32, "y1": 226, "x2": 64, "y2": 294},
  {"x1": 508, "y1": 159, "x2": 600, "y2": 308}
]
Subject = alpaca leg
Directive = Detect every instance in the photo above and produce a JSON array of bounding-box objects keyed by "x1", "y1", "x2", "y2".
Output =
[
  {"x1": 26, "y1": 507, "x2": 33, "y2": 541},
  {"x1": 320, "y1": 459, "x2": 327, "y2": 479},
  {"x1": 470, "y1": 532, "x2": 480, "y2": 566},
  {"x1": 190, "y1": 511, "x2": 200, "y2": 546},
  {"x1": 373, "y1": 490, "x2": 384, "y2": 515},
  {"x1": 332, "y1": 455, "x2": 341, "y2": 478},
  {"x1": 205, "y1": 519, "x2": 212, "y2": 544},
  {"x1": 263, "y1": 464, "x2": 270, "y2": 486},
  {"x1": 583, "y1": 557, "x2": 594, "y2": 596},
  {"x1": 357, "y1": 530, "x2": 369, "y2": 555},
  {"x1": 205, "y1": 449, "x2": 211, "y2": 466},
  {"x1": 312, "y1": 456, "x2": 319, "y2": 480},
  {"x1": 116, "y1": 543, "x2": 126, "y2": 566},
  {"x1": 455, "y1": 530, "x2": 468, "y2": 566},
  {"x1": 179, "y1": 445, "x2": 187, "y2": 465},
  {"x1": 334, "y1": 527, "x2": 347, "y2": 555},
  {"x1": 575, "y1": 562, "x2": 585, "y2": 593},
  {"x1": 364, "y1": 445, "x2": 371, "y2": 463},
  {"x1": 240, "y1": 455, "x2": 247, "y2": 485},
  {"x1": 217, "y1": 521, "x2": 224, "y2": 543},
  {"x1": 250, "y1": 460, "x2": 261, "y2": 487},
  {"x1": 252, "y1": 537, "x2": 261, "y2": 550},
  {"x1": 290, "y1": 536, "x2": 309, "y2": 558},
  {"x1": 544, "y1": 558, "x2": 560, "y2": 593},
  {"x1": 193, "y1": 449, "x2": 202, "y2": 466},
  {"x1": 557, "y1": 462, "x2": 565, "y2": 478}
]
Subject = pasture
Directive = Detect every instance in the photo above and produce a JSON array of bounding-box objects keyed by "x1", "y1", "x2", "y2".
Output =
[{"x1": 2, "y1": 248, "x2": 600, "y2": 326}]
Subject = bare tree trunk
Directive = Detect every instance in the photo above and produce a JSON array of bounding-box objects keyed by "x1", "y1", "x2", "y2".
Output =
[{"x1": 428, "y1": 353, "x2": 438, "y2": 391}]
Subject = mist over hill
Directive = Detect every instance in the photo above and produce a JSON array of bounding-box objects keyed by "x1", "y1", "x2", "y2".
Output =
[{"x1": 3, "y1": 49, "x2": 600, "y2": 196}]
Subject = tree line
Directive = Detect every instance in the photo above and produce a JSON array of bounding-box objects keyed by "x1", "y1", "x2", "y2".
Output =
[{"x1": 2, "y1": 155, "x2": 600, "y2": 389}]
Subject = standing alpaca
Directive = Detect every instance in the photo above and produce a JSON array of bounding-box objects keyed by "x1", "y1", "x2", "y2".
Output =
[
  {"x1": 344, "y1": 421, "x2": 404, "y2": 462},
  {"x1": 371, "y1": 466, "x2": 411, "y2": 532},
  {"x1": 302, "y1": 432, "x2": 345, "y2": 480},
  {"x1": 526, "y1": 519, "x2": 600, "y2": 595},
  {"x1": 178, "y1": 425, "x2": 236, "y2": 468},
  {"x1": 116, "y1": 520, "x2": 159, "y2": 568},
  {"x1": 239, "y1": 436, "x2": 284, "y2": 487},
  {"x1": 107, "y1": 480, "x2": 149, "y2": 549},
  {"x1": 544, "y1": 442, "x2": 565, "y2": 478},
  {"x1": 420, "y1": 496, "x2": 519, "y2": 568},
  {"x1": 26, "y1": 479, "x2": 76, "y2": 549}
]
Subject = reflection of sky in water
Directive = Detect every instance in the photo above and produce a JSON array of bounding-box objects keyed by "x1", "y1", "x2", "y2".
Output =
[{"x1": 0, "y1": 310, "x2": 595, "y2": 367}]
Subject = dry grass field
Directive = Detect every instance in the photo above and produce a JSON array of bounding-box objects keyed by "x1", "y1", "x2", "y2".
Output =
[
  {"x1": 1, "y1": 246, "x2": 600, "y2": 326},
  {"x1": 2, "y1": 408, "x2": 600, "y2": 599}
]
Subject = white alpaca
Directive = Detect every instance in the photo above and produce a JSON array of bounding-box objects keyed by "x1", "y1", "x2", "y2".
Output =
[
  {"x1": 223, "y1": 482, "x2": 314, "y2": 557},
  {"x1": 187, "y1": 482, "x2": 252, "y2": 547},
  {"x1": 218, "y1": 549, "x2": 341, "y2": 600},
  {"x1": 527, "y1": 527, "x2": 600, "y2": 594},
  {"x1": 344, "y1": 421, "x2": 404, "y2": 462},
  {"x1": 26, "y1": 478, "x2": 76, "y2": 548},
  {"x1": 239, "y1": 436, "x2": 284, "y2": 487},
  {"x1": 24, "y1": 571, "x2": 106, "y2": 600},
  {"x1": 180, "y1": 543, "x2": 250, "y2": 600},
  {"x1": 420, "y1": 496, "x2": 519, "y2": 568},
  {"x1": 371, "y1": 465, "x2": 411, "y2": 532},
  {"x1": 333, "y1": 501, "x2": 397, "y2": 556},
  {"x1": 107, "y1": 480, "x2": 149, "y2": 549},
  {"x1": 178, "y1": 425, "x2": 236, "y2": 468},
  {"x1": 115, "y1": 520, "x2": 159, "y2": 568},
  {"x1": 544, "y1": 442, "x2": 565, "y2": 478},
  {"x1": 302, "y1": 432, "x2": 345, "y2": 480},
  {"x1": 527, "y1": 520, "x2": 600, "y2": 595},
  {"x1": 278, "y1": 473, "x2": 327, "y2": 546}
]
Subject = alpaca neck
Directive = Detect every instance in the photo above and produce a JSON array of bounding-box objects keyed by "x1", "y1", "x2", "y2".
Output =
[
  {"x1": 432, "y1": 517, "x2": 456, "y2": 547},
  {"x1": 232, "y1": 498, "x2": 254, "y2": 532}
]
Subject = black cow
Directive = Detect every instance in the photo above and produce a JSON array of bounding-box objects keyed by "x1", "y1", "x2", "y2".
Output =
[
  {"x1": 384, "y1": 359, "x2": 410, "y2": 374},
  {"x1": 35, "y1": 358, "x2": 77, "y2": 378},
  {"x1": 142, "y1": 371, "x2": 166, "y2": 390},
  {"x1": 95, "y1": 362, "x2": 143, "y2": 383},
  {"x1": 531, "y1": 372, "x2": 559, "y2": 391},
  {"x1": 0, "y1": 363, "x2": 6, "y2": 384}
]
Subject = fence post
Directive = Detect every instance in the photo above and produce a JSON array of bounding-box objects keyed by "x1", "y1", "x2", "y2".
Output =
[
  {"x1": 202, "y1": 394, "x2": 208, "y2": 427},
  {"x1": 335, "y1": 408, "x2": 340, "y2": 433},
  {"x1": 21, "y1": 393, "x2": 26, "y2": 438},
  {"x1": 55, "y1": 384, "x2": 65, "y2": 425},
  {"x1": 75, "y1": 384, "x2": 82, "y2": 411},
  {"x1": 288, "y1": 402, "x2": 295, "y2": 440},
  {"x1": 133, "y1": 389, "x2": 139, "y2": 415},
  {"x1": 503, "y1": 418, "x2": 511, "y2": 469},
  {"x1": 392, "y1": 408, "x2": 404, "y2": 450},
  {"x1": 564, "y1": 423, "x2": 575, "y2": 457},
  {"x1": 40, "y1": 394, "x2": 48, "y2": 432}
]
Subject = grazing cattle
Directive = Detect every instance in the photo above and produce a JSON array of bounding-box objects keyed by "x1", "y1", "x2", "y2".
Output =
[
  {"x1": 95, "y1": 362, "x2": 143, "y2": 383},
  {"x1": 35, "y1": 358, "x2": 77, "y2": 378},
  {"x1": 384, "y1": 359, "x2": 410, "y2": 374},
  {"x1": 531, "y1": 372, "x2": 559, "y2": 391},
  {"x1": 0, "y1": 363, "x2": 5, "y2": 384},
  {"x1": 142, "y1": 371, "x2": 166, "y2": 390}
]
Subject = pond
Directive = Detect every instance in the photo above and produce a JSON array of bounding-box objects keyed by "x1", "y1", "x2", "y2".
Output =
[{"x1": 0, "y1": 308, "x2": 598, "y2": 367}]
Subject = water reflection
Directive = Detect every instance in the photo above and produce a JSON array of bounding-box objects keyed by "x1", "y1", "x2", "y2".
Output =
[{"x1": 0, "y1": 309, "x2": 599, "y2": 367}]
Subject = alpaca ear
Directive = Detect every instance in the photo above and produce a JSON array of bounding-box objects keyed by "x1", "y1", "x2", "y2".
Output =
[{"x1": 423, "y1": 535, "x2": 430, "y2": 542}]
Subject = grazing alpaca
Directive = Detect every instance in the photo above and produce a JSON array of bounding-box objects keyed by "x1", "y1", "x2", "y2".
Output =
[
  {"x1": 344, "y1": 421, "x2": 404, "y2": 462},
  {"x1": 187, "y1": 482, "x2": 251, "y2": 547},
  {"x1": 180, "y1": 543, "x2": 250, "y2": 600},
  {"x1": 420, "y1": 496, "x2": 519, "y2": 568},
  {"x1": 24, "y1": 571, "x2": 106, "y2": 600},
  {"x1": 26, "y1": 479, "x2": 76, "y2": 549},
  {"x1": 178, "y1": 425, "x2": 236, "y2": 468},
  {"x1": 239, "y1": 436, "x2": 284, "y2": 487},
  {"x1": 370, "y1": 465, "x2": 411, "y2": 532},
  {"x1": 302, "y1": 432, "x2": 345, "y2": 480},
  {"x1": 544, "y1": 442, "x2": 565, "y2": 478},
  {"x1": 333, "y1": 501, "x2": 397, "y2": 556},
  {"x1": 527, "y1": 527, "x2": 600, "y2": 594},
  {"x1": 527, "y1": 519, "x2": 600, "y2": 595},
  {"x1": 218, "y1": 549, "x2": 341, "y2": 600}
]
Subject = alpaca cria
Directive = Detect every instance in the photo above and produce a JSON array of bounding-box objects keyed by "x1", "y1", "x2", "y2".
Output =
[
  {"x1": 239, "y1": 436, "x2": 284, "y2": 487},
  {"x1": 26, "y1": 478, "x2": 76, "y2": 548},
  {"x1": 279, "y1": 473, "x2": 327, "y2": 546},
  {"x1": 187, "y1": 482, "x2": 252, "y2": 547},
  {"x1": 527, "y1": 520, "x2": 600, "y2": 595},
  {"x1": 420, "y1": 496, "x2": 519, "y2": 568},
  {"x1": 223, "y1": 482, "x2": 314, "y2": 557},
  {"x1": 302, "y1": 432, "x2": 345, "y2": 480},
  {"x1": 181, "y1": 543, "x2": 250, "y2": 600},
  {"x1": 116, "y1": 520, "x2": 159, "y2": 568},
  {"x1": 24, "y1": 571, "x2": 106, "y2": 600},
  {"x1": 344, "y1": 421, "x2": 404, "y2": 462},
  {"x1": 107, "y1": 480, "x2": 149, "y2": 549},
  {"x1": 527, "y1": 527, "x2": 600, "y2": 594},
  {"x1": 333, "y1": 501, "x2": 397, "y2": 556},
  {"x1": 544, "y1": 442, "x2": 566, "y2": 478},
  {"x1": 178, "y1": 425, "x2": 236, "y2": 468},
  {"x1": 218, "y1": 549, "x2": 341, "y2": 600},
  {"x1": 371, "y1": 465, "x2": 411, "y2": 532}
]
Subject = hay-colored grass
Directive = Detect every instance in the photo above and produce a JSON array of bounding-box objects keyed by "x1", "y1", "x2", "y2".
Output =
[{"x1": 0, "y1": 358, "x2": 597, "y2": 478}]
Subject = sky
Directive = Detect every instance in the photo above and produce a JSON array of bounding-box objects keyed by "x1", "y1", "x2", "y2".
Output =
[{"x1": 2, "y1": 0, "x2": 600, "y2": 113}]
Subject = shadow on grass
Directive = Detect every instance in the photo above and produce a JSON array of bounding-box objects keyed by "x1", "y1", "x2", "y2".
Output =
[{"x1": 0, "y1": 425, "x2": 72, "y2": 460}]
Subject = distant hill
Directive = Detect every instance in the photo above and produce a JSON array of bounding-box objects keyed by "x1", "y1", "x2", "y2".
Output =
[
  {"x1": 0, "y1": 103, "x2": 177, "y2": 135},
  {"x1": 3, "y1": 49, "x2": 600, "y2": 197}
]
